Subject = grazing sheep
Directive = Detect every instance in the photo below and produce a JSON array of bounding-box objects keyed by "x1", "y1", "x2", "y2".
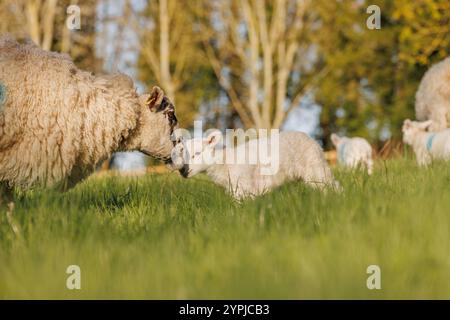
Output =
[
  {"x1": 331, "y1": 134, "x2": 374, "y2": 175},
  {"x1": 415, "y1": 56, "x2": 450, "y2": 131},
  {"x1": 402, "y1": 119, "x2": 450, "y2": 166},
  {"x1": 171, "y1": 131, "x2": 340, "y2": 200},
  {"x1": 0, "y1": 35, "x2": 178, "y2": 193}
]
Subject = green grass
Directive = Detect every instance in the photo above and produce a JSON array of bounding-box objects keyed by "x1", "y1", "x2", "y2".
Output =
[{"x1": 1, "y1": 158, "x2": 450, "y2": 299}]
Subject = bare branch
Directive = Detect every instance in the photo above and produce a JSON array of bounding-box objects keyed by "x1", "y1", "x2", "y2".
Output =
[
  {"x1": 26, "y1": 0, "x2": 42, "y2": 46},
  {"x1": 242, "y1": 0, "x2": 263, "y2": 127},
  {"x1": 273, "y1": 66, "x2": 330, "y2": 128},
  {"x1": 203, "y1": 40, "x2": 254, "y2": 128},
  {"x1": 41, "y1": 0, "x2": 58, "y2": 51}
]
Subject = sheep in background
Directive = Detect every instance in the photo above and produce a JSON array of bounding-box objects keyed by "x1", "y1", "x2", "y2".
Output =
[
  {"x1": 331, "y1": 134, "x2": 373, "y2": 175},
  {"x1": 402, "y1": 119, "x2": 450, "y2": 166},
  {"x1": 171, "y1": 131, "x2": 340, "y2": 200},
  {"x1": 0, "y1": 35, "x2": 178, "y2": 194},
  {"x1": 415, "y1": 57, "x2": 450, "y2": 131}
]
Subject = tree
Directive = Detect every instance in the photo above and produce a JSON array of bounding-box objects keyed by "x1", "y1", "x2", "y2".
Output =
[
  {"x1": 0, "y1": 0, "x2": 101, "y2": 71},
  {"x1": 23, "y1": 0, "x2": 59, "y2": 51},
  {"x1": 134, "y1": 0, "x2": 219, "y2": 127},
  {"x1": 312, "y1": 0, "x2": 450, "y2": 146},
  {"x1": 0, "y1": 0, "x2": 58, "y2": 49},
  {"x1": 197, "y1": 0, "x2": 324, "y2": 129}
]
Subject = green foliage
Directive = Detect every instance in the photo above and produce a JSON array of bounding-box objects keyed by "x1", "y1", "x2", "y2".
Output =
[
  {"x1": 312, "y1": 0, "x2": 450, "y2": 146},
  {"x1": 136, "y1": 1, "x2": 220, "y2": 128},
  {"x1": 1, "y1": 159, "x2": 450, "y2": 298}
]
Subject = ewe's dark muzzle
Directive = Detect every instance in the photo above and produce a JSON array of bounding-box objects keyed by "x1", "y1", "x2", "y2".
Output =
[{"x1": 179, "y1": 165, "x2": 189, "y2": 178}]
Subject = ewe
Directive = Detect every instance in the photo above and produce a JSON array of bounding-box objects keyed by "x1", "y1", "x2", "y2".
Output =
[
  {"x1": 331, "y1": 134, "x2": 373, "y2": 175},
  {"x1": 415, "y1": 56, "x2": 450, "y2": 131},
  {"x1": 171, "y1": 131, "x2": 340, "y2": 200},
  {"x1": 402, "y1": 119, "x2": 450, "y2": 166},
  {"x1": 0, "y1": 36, "x2": 178, "y2": 194}
]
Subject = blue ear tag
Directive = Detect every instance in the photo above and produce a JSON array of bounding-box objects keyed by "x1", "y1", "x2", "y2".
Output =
[
  {"x1": 426, "y1": 134, "x2": 436, "y2": 152},
  {"x1": 0, "y1": 82, "x2": 7, "y2": 109}
]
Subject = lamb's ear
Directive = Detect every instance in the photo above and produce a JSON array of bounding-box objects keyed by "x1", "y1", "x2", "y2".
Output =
[
  {"x1": 418, "y1": 120, "x2": 433, "y2": 131},
  {"x1": 402, "y1": 119, "x2": 412, "y2": 130},
  {"x1": 146, "y1": 86, "x2": 165, "y2": 111},
  {"x1": 330, "y1": 133, "x2": 341, "y2": 146},
  {"x1": 206, "y1": 131, "x2": 222, "y2": 148}
]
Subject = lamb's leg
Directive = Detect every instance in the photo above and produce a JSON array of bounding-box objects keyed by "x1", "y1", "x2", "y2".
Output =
[
  {"x1": 417, "y1": 155, "x2": 432, "y2": 167},
  {"x1": 366, "y1": 158, "x2": 374, "y2": 175},
  {"x1": 416, "y1": 150, "x2": 432, "y2": 167}
]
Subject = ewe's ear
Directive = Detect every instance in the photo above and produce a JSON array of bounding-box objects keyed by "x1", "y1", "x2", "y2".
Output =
[
  {"x1": 419, "y1": 120, "x2": 433, "y2": 131},
  {"x1": 331, "y1": 133, "x2": 341, "y2": 146},
  {"x1": 146, "y1": 86, "x2": 165, "y2": 111},
  {"x1": 206, "y1": 131, "x2": 222, "y2": 148}
]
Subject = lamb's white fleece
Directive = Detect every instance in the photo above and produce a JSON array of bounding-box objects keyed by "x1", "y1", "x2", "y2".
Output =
[
  {"x1": 415, "y1": 57, "x2": 450, "y2": 131},
  {"x1": 402, "y1": 119, "x2": 450, "y2": 166},
  {"x1": 171, "y1": 131, "x2": 340, "y2": 199},
  {"x1": 331, "y1": 134, "x2": 373, "y2": 174}
]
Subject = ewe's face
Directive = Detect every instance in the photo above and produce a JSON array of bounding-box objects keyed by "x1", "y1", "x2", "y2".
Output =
[
  {"x1": 171, "y1": 132, "x2": 221, "y2": 178},
  {"x1": 136, "y1": 87, "x2": 178, "y2": 162},
  {"x1": 402, "y1": 120, "x2": 432, "y2": 145}
]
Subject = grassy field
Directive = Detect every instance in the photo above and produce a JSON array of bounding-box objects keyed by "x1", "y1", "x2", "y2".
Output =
[{"x1": 1, "y1": 157, "x2": 450, "y2": 299}]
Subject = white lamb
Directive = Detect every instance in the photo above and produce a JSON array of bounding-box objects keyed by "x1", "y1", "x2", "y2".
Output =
[
  {"x1": 415, "y1": 56, "x2": 450, "y2": 131},
  {"x1": 331, "y1": 134, "x2": 373, "y2": 175},
  {"x1": 171, "y1": 131, "x2": 340, "y2": 200},
  {"x1": 402, "y1": 119, "x2": 450, "y2": 166}
]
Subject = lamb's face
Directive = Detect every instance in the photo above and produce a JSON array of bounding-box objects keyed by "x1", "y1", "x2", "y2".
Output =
[
  {"x1": 402, "y1": 119, "x2": 433, "y2": 145},
  {"x1": 171, "y1": 131, "x2": 222, "y2": 178},
  {"x1": 134, "y1": 87, "x2": 178, "y2": 162}
]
